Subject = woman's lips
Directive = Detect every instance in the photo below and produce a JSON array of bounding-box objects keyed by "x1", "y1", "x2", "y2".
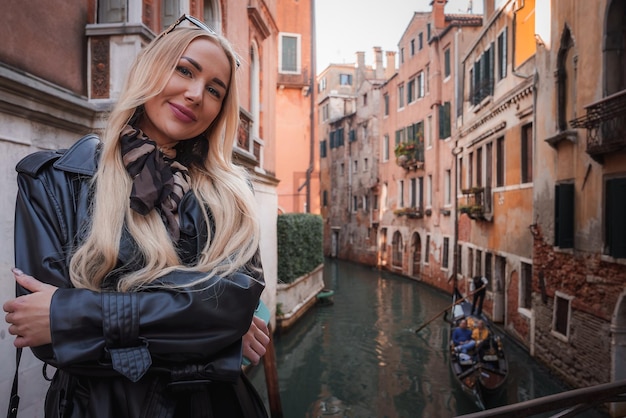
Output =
[{"x1": 169, "y1": 103, "x2": 197, "y2": 122}]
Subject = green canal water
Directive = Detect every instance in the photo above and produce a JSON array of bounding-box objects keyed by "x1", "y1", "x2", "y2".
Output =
[{"x1": 249, "y1": 258, "x2": 609, "y2": 418}]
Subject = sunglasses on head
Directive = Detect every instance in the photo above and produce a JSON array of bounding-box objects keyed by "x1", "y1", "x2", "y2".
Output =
[{"x1": 158, "y1": 14, "x2": 240, "y2": 69}]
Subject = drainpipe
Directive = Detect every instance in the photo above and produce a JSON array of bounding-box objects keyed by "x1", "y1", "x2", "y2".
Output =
[{"x1": 306, "y1": 0, "x2": 317, "y2": 213}]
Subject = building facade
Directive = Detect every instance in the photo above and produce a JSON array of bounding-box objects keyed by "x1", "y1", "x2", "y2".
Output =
[
  {"x1": 534, "y1": 0, "x2": 626, "y2": 415},
  {"x1": 0, "y1": 0, "x2": 280, "y2": 415},
  {"x1": 378, "y1": 1, "x2": 482, "y2": 295},
  {"x1": 275, "y1": 0, "x2": 320, "y2": 214}
]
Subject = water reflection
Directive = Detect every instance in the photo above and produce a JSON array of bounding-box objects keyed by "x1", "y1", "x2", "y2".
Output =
[{"x1": 250, "y1": 259, "x2": 608, "y2": 418}]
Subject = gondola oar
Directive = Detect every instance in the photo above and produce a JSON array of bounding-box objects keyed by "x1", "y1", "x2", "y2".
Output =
[{"x1": 414, "y1": 285, "x2": 486, "y2": 334}]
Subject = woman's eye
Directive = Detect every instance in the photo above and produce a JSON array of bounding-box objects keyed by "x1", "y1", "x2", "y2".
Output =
[
  {"x1": 206, "y1": 86, "x2": 221, "y2": 98},
  {"x1": 176, "y1": 66, "x2": 192, "y2": 76}
]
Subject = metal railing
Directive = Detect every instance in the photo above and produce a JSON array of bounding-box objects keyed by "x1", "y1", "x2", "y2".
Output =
[{"x1": 456, "y1": 379, "x2": 626, "y2": 418}]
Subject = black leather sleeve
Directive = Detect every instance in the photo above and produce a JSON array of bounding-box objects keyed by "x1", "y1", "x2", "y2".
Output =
[{"x1": 13, "y1": 145, "x2": 265, "y2": 383}]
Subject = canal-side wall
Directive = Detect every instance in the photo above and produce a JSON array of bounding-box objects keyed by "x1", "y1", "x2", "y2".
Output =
[
  {"x1": 533, "y1": 293, "x2": 611, "y2": 388},
  {"x1": 276, "y1": 263, "x2": 325, "y2": 332}
]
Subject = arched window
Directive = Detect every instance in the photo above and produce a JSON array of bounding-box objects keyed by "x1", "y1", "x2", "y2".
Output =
[
  {"x1": 604, "y1": 0, "x2": 626, "y2": 96},
  {"x1": 161, "y1": 0, "x2": 180, "y2": 31},
  {"x1": 392, "y1": 231, "x2": 403, "y2": 267},
  {"x1": 203, "y1": 0, "x2": 221, "y2": 33}
]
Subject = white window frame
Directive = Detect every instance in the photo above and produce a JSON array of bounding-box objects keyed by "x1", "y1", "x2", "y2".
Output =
[{"x1": 278, "y1": 32, "x2": 301, "y2": 74}]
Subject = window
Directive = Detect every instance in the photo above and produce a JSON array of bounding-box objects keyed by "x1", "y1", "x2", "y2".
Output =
[
  {"x1": 320, "y1": 140, "x2": 327, "y2": 158},
  {"x1": 425, "y1": 235, "x2": 430, "y2": 263},
  {"x1": 400, "y1": 47, "x2": 405, "y2": 64},
  {"x1": 485, "y1": 252, "x2": 493, "y2": 290},
  {"x1": 98, "y1": 0, "x2": 127, "y2": 23},
  {"x1": 521, "y1": 123, "x2": 533, "y2": 183},
  {"x1": 426, "y1": 64, "x2": 430, "y2": 93},
  {"x1": 398, "y1": 84, "x2": 405, "y2": 108},
  {"x1": 364, "y1": 158, "x2": 368, "y2": 171},
  {"x1": 470, "y1": 44, "x2": 494, "y2": 105},
  {"x1": 353, "y1": 160, "x2": 358, "y2": 173},
  {"x1": 426, "y1": 175, "x2": 432, "y2": 207},
  {"x1": 279, "y1": 33, "x2": 300, "y2": 73},
  {"x1": 322, "y1": 104, "x2": 329, "y2": 121},
  {"x1": 606, "y1": 178, "x2": 626, "y2": 258},
  {"x1": 383, "y1": 134, "x2": 389, "y2": 162},
  {"x1": 476, "y1": 147, "x2": 483, "y2": 187},
  {"x1": 384, "y1": 94, "x2": 389, "y2": 116},
  {"x1": 319, "y1": 77, "x2": 327, "y2": 92},
  {"x1": 417, "y1": 72, "x2": 425, "y2": 98},
  {"x1": 410, "y1": 178, "x2": 417, "y2": 207},
  {"x1": 520, "y1": 262, "x2": 533, "y2": 310},
  {"x1": 411, "y1": 39, "x2": 415, "y2": 56},
  {"x1": 352, "y1": 195, "x2": 357, "y2": 212},
  {"x1": 553, "y1": 292, "x2": 572, "y2": 338},
  {"x1": 427, "y1": 23, "x2": 431, "y2": 40},
  {"x1": 418, "y1": 177, "x2": 424, "y2": 208},
  {"x1": 497, "y1": 28, "x2": 507, "y2": 80},
  {"x1": 392, "y1": 231, "x2": 403, "y2": 267},
  {"x1": 426, "y1": 115, "x2": 432, "y2": 147},
  {"x1": 476, "y1": 249, "x2": 482, "y2": 276},
  {"x1": 439, "y1": 101, "x2": 451, "y2": 139},
  {"x1": 339, "y1": 73, "x2": 352, "y2": 85},
  {"x1": 444, "y1": 48, "x2": 451, "y2": 78},
  {"x1": 349, "y1": 129, "x2": 356, "y2": 142},
  {"x1": 322, "y1": 190, "x2": 328, "y2": 206},
  {"x1": 444, "y1": 169, "x2": 451, "y2": 205},
  {"x1": 555, "y1": 183, "x2": 574, "y2": 248},
  {"x1": 363, "y1": 196, "x2": 369, "y2": 212},
  {"x1": 443, "y1": 237, "x2": 450, "y2": 268},
  {"x1": 399, "y1": 180, "x2": 405, "y2": 207},
  {"x1": 363, "y1": 93, "x2": 368, "y2": 106},
  {"x1": 468, "y1": 248, "x2": 474, "y2": 276},
  {"x1": 496, "y1": 136, "x2": 505, "y2": 187},
  {"x1": 407, "y1": 78, "x2": 416, "y2": 103},
  {"x1": 418, "y1": 32, "x2": 423, "y2": 50}
]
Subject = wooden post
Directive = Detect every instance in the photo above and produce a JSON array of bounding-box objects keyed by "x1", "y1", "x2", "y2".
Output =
[{"x1": 262, "y1": 325, "x2": 283, "y2": 418}]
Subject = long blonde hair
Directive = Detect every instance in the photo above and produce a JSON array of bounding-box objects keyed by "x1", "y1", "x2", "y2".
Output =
[{"x1": 69, "y1": 28, "x2": 260, "y2": 291}]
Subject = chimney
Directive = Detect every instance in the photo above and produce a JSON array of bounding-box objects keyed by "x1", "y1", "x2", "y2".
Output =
[
  {"x1": 374, "y1": 46, "x2": 384, "y2": 79},
  {"x1": 385, "y1": 51, "x2": 396, "y2": 80},
  {"x1": 433, "y1": 0, "x2": 446, "y2": 29},
  {"x1": 355, "y1": 51, "x2": 366, "y2": 87}
]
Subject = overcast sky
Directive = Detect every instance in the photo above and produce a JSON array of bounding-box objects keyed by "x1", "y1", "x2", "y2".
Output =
[{"x1": 314, "y1": 0, "x2": 484, "y2": 73}]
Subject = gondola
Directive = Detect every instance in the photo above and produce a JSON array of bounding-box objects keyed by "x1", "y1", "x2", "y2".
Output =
[{"x1": 445, "y1": 288, "x2": 508, "y2": 410}]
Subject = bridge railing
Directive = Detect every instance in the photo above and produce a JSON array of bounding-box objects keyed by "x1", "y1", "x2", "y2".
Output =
[{"x1": 456, "y1": 379, "x2": 626, "y2": 418}]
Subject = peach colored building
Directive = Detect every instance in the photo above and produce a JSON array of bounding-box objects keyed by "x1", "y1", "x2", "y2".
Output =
[
  {"x1": 0, "y1": 1, "x2": 280, "y2": 414},
  {"x1": 378, "y1": 1, "x2": 481, "y2": 295},
  {"x1": 275, "y1": 0, "x2": 319, "y2": 214},
  {"x1": 456, "y1": 0, "x2": 536, "y2": 345}
]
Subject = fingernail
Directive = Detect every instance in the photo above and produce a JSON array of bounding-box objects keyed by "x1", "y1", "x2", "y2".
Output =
[{"x1": 12, "y1": 268, "x2": 23, "y2": 276}]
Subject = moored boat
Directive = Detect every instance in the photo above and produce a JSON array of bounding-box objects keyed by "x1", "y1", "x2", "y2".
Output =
[{"x1": 446, "y1": 288, "x2": 508, "y2": 410}]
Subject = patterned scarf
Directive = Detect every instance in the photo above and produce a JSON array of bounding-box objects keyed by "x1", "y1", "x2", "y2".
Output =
[{"x1": 120, "y1": 125, "x2": 191, "y2": 241}]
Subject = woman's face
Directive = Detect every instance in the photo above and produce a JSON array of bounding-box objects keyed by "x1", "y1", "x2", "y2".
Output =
[{"x1": 138, "y1": 37, "x2": 231, "y2": 149}]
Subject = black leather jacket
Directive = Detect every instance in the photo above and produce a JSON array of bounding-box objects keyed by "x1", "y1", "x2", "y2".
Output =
[{"x1": 14, "y1": 134, "x2": 267, "y2": 417}]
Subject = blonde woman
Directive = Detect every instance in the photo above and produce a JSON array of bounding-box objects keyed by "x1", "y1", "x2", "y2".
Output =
[{"x1": 4, "y1": 15, "x2": 270, "y2": 417}]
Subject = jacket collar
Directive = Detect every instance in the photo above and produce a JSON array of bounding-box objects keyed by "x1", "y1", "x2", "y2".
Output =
[{"x1": 54, "y1": 133, "x2": 100, "y2": 176}]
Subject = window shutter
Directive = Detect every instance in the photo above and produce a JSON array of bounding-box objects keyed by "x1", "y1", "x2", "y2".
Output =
[
  {"x1": 607, "y1": 178, "x2": 626, "y2": 258},
  {"x1": 555, "y1": 183, "x2": 574, "y2": 248}
]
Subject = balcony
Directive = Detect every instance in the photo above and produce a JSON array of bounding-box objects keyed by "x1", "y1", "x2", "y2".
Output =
[
  {"x1": 394, "y1": 140, "x2": 424, "y2": 171},
  {"x1": 459, "y1": 187, "x2": 488, "y2": 221},
  {"x1": 393, "y1": 207, "x2": 424, "y2": 219},
  {"x1": 570, "y1": 89, "x2": 626, "y2": 163}
]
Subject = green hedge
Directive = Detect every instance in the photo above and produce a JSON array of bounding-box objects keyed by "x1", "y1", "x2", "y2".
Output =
[{"x1": 277, "y1": 213, "x2": 323, "y2": 283}]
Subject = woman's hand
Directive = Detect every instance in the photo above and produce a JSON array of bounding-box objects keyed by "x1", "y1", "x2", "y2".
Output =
[
  {"x1": 241, "y1": 315, "x2": 270, "y2": 365},
  {"x1": 3, "y1": 268, "x2": 57, "y2": 348}
]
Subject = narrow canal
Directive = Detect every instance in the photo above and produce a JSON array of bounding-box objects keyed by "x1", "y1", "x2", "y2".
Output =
[{"x1": 249, "y1": 258, "x2": 609, "y2": 418}]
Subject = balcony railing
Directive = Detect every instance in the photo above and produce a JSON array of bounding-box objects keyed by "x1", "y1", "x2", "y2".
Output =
[
  {"x1": 570, "y1": 88, "x2": 626, "y2": 162},
  {"x1": 394, "y1": 140, "x2": 425, "y2": 171},
  {"x1": 459, "y1": 187, "x2": 489, "y2": 221}
]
